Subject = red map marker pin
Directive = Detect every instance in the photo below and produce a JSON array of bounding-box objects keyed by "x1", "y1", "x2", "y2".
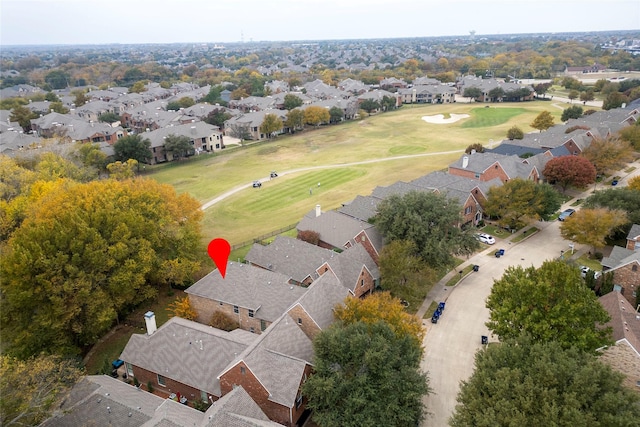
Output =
[{"x1": 207, "y1": 238, "x2": 231, "y2": 278}]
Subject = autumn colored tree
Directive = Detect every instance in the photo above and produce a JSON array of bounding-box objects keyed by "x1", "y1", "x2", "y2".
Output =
[
  {"x1": 506, "y1": 125, "x2": 524, "y2": 140},
  {"x1": 285, "y1": 108, "x2": 305, "y2": 132},
  {"x1": 486, "y1": 260, "x2": 611, "y2": 352},
  {"x1": 167, "y1": 296, "x2": 197, "y2": 321},
  {"x1": 0, "y1": 354, "x2": 83, "y2": 426},
  {"x1": 530, "y1": 110, "x2": 555, "y2": 132},
  {"x1": 581, "y1": 136, "x2": 633, "y2": 176},
  {"x1": 618, "y1": 122, "x2": 640, "y2": 150},
  {"x1": 106, "y1": 159, "x2": 138, "y2": 180},
  {"x1": 560, "y1": 208, "x2": 628, "y2": 253},
  {"x1": 628, "y1": 175, "x2": 640, "y2": 191},
  {"x1": 334, "y1": 291, "x2": 425, "y2": 346},
  {"x1": 297, "y1": 229, "x2": 320, "y2": 245},
  {"x1": 259, "y1": 113, "x2": 283, "y2": 138},
  {"x1": 209, "y1": 311, "x2": 239, "y2": 331},
  {"x1": 543, "y1": 155, "x2": 596, "y2": 192},
  {"x1": 303, "y1": 105, "x2": 330, "y2": 127},
  {"x1": 584, "y1": 188, "x2": 640, "y2": 226},
  {"x1": 0, "y1": 178, "x2": 202, "y2": 357}
]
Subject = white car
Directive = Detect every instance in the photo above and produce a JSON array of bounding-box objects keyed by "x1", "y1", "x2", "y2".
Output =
[
  {"x1": 580, "y1": 266, "x2": 601, "y2": 279},
  {"x1": 476, "y1": 233, "x2": 496, "y2": 245}
]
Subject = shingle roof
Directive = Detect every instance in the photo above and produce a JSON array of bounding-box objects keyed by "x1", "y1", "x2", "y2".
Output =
[
  {"x1": 627, "y1": 224, "x2": 640, "y2": 242},
  {"x1": 185, "y1": 263, "x2": 306, "y2": 321},
  {"x1": 203, "y1": 386, "x2": 282, "y2": 427},
  {"x1": 599, "y1": 292, "x2": 640, "y2": 353},
  {"x1": 120, "y1": 317, "x2": 255, "y2": 396},
  {"x1": 326, "y1": 243, "x2": 380, "y2": 292},
  {"x1": 245, "y1": 236, "x2": 337, "y2": 284},
  {"x1": 338, "y1": 195, "x2": 381, "y2": 221},
  {"x1": 291, "y1": 272, "x2": 349, "y2": 330},
  {"x1": 140, "y1": 121, "x2": 221, "y2": 148},
  {"x1": 601, "y1": 246, "x2": 637, "y2": 270},
  {"x1": 449, "y1": 152, "x2": 536, "y2": 180}
]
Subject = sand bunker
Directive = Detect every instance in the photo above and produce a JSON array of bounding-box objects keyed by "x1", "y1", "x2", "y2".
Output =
[{"x1": 422, "y1": 113, "x2": 470, "y2": 124}]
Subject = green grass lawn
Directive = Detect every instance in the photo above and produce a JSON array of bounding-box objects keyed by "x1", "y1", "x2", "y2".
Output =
[{"x1": 149, "y1": 101, "x2": 564, "y2": 246}]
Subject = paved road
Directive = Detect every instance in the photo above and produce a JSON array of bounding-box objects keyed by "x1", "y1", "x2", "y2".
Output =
[{"x1": 419, "y1": 159, "x2": 640, "y2": 426}]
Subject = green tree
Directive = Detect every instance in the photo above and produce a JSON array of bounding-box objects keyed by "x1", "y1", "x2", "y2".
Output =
[
  {"x1": 486, "y1": 260, "x2": 611, "y2": 352},
  {"x1": 177, "y1": 96, "x2": 195, "y2": 108},
  {"x1": 580, "y1": 89, "x2": 595, "y2": 104},
  {"x1": 283, "y1": 94, "x2": 303, "y2": 110},
  {"x1": 113, "y1": 134, "x2": 152, "y2": 169},
  {"x1": 328, "y1": 106, "x2": 344, "y2": 124},
  {"x1": 378, "y1": 240, "x2": 435, "y2": 307},
  {"x1": 44, "y1": 92, "x2": 60, "y2": 102},
  {"x1": 485, "y1": 178, "x2": 558, "y2": 229},
  {"x1": 72, "y1": 89, "x2": 88, "y2": 107},
  {"x1": 285, "y1": 108, "x2": 305, "y2": 132},
  {"x1": 374, "y1": 191, "x2": 480, "y2": 269},
  {"x1": 201, "y1": 85, "x2": 223, "y2": 104},
  {"x1": 163, "y1": 134, "x2": 194, "y2": 160},
  {"x1": 464, "y1": 143, "x2": 485, "y2": 154},
  {"x1": 49, "y1": 101, "x2": 69, "y2": 114},
  {"x1": 72, "y1": 142, "x2": 108, "y2": 174},
  {"x1": 381, "y1": 95, "x2": 397, "y2": 110},
  {"x1": 581, "y1": 135, "x2": 634, "y2": 176},
  {"x1": 450, "y1": 337, "x2": 640, "y2": 426},
  {"x1": 0, "y1": 178, "x2": 202, "y2": 357},
  {"x1": 506, "y1": 125, "x2": 524, "y2": 140},
  {"x1": 98, "y1": 112, "x2": 120, "y2": 123},
  {"x1": 44, "y1": 70, "x2": 70, "y2": 89},
  {"x1": 204, "y1": 109, "x2": 231, "y2": 128},
  {"x1": 259, "y1": 113, "x2": 283, "y2": 138},
  {"x1": 619, "y1": 122, "x2": 640, "y2": 151},
  {"x1": 303, "y1": 106, "x2": 330, "y2": 127},
  {"x1": 543, "y1": 155, "x2": 596, "y2": 192},
  {"x1": 0, "y1": 354, "x2": 83, "y2": 426},
  {"x1": 584, "y1": 187, "x2": 640, "y2": 226},
  {"x1": 303, "y1": 321, "x2": 429, "y2": 427},
  {"x1": 487, "y1": 87, "x2": 505, "y2": 101},
  {"x1": 10, "y1": 105, "x2": 37, "y2": 131},
  {"x1": 560, "y1": 208, "x2": 628, "y2": 253},
  {"x1": 129, "y1": 80, "x2": 147, "y2": 94},
  {"x1": 532, "y1": 82, "x2": 551, "y2": 98},
  {"x1": 603, "y1": 91, "x2": 629, "y2": 110},
  {"x1": 462, "y1": 87, "x2": 482, "y2": 101},
  {"x1": 359, "y1": 99, "x2": 380, "y2": 115},
  {"x1": 560, "y1": 105, "x2": 583, "y2": 121},
  {"x1": 568, "y1": 89, "x2": 580, "y2": 102},
  {"x1": 530, "y1": 110, "x2": 555, "y2": 132}
]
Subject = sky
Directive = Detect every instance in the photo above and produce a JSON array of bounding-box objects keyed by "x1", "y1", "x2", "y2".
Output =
[{"x1": 1, "y1": 0, "x2": 639, "y2": 46}]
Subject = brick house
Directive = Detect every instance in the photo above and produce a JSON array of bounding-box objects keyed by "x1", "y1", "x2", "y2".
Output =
[
  {"x1": 601, "y1": 226, "x2": 640, "y2": 308},
  {"x1": 597, "y1": 292, "x2": 640, "y2": 392},
  {"x1": 140, "y1": 121, "x2": 224, "y2": 164},
  {"x1": 397, "y1": 85, "x2": 456, "y2": 104},
  {"x1": 315, "y1": 243, "x2": 380, "y2": 298},
  {"x1": 186, "y1": 262, "x2": 306, "y2": 334},
  {"x1": 448, "y1": 152, "x2": 539, "y2": 183},
  {"x1": 625, "y1": 224, "x2": 640, "y2": 251},
  {"x1": 296, "y1": 207, "x2": 383, "y2": 264}
]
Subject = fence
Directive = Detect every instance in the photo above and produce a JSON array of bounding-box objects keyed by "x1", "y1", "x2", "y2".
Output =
[{"x1": 231, "y1": 223, "x2": 298, "y2": 250}]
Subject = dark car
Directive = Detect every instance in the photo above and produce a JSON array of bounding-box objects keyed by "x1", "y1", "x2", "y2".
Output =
[
  {"x1": 558, "y1": 208, "x2": 575, "y2": 221},
  {"x1": 270, "y1": 171, "x2": 278, "y2": 178},
  {"x1": 252, "y1": 181, "x2": 262, "y2": 188},
  {"x1": 611, "y1": 179, "x2": 619, "y2": 186}
]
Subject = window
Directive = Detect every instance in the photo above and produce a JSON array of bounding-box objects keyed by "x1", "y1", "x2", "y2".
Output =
[
  {"x1": 297, "y1": 318, "x2": 302, "y2": 325},
  {"x1": 474, "y1": 173, "x2": 480, "y2": 179},
  {"x1": 157, "y1": 374, "x2": 166, "y2": 387},
  {"x1": 250, "y1": 327, "x2": 255, "y2": 333},
  {"x1": 260, "y1": 320, "x2": 267, "y2": 331},
  {"x1": 240, "y1": 367, "x2": 246, "y2": 375},
  {"x1": 233, "y1": 305, "x2": 239, "y2": 314},
  {"x1": 200, "y1": 390, "x2": 208, "y2": 402},
  {"x1": 126, "y1": 362, "x2": 134, "y2": 377},
  {"x1": 248, "y1": 309, "x2": 254, "y2": 318},
  {"x1": 633, "y1": 264, "x2": 638, "y2": 272},
  {"x1": 465, "y1": 206, "x2": 472, "y2": 214},
  {"x1": 219, "y1": 301, "x2": 223, "y2": 306},
  {"x1": 361, "y1": 279, "x2": 364, "y2": 287},
  {"x1": 296, "y1": 392, "x2": 303, "y2": 409}
]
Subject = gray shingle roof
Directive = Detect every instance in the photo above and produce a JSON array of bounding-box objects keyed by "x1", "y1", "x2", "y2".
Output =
[
  {"x1": 120, "y1": 317, "x2": 255, "y2": 396},
  {"x1": 599, "y1": 292, "x2": 640, "y2": 353},
  {"x1": 245, "y1": 236, "x2": 337, "y2": 284},
  {"x1": 291, "y1": 272, "x2": 349, "y2": 330},
  {"x1": 338, "y1": 195, "x2": 381, "y2": 221},
  {"x1": 627, "y1": 224, "x2": 640, "y2": 242},
  {"x1": 186, "y1": 263, "x2": 306, "y2": 321},
  {"x1": 326, "y1": 243, "x2": 380, "y2": 292},
  {"x1": 449, "y1": 152, "x2": 536, "y2": 180},
  {"x1": 601, "y1": 246, "x2": 637, "y2": 270},
  {"x1": 203, "y1": 386, "x2": 282, "y2": 427}
]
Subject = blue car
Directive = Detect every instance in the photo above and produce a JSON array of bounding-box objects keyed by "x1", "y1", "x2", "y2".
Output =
[{"x1": 558, "y1": 208, "x2": 575, "y2": 221}]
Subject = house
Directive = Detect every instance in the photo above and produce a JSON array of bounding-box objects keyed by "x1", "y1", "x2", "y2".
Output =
[
  {"x1": 626, "y1": 224, "x2": 640, "y2": 251},
  {"x1": 397, "y1": 84, "x2": 456, "y2": 104},
  {"x1": 0, "y1": 128, "x2": 42, "y2": 156},
  {"x1": 296, "y1": 207, "x2": 383, "y2": 264},
  {"x1": 448, "y1": 151, "x2": 539, "y2": 183},
  {"x1": 223, "y1": 109, "x2": 288, "y2": 141},
  {"x1": 140, "y1": 121, "x2": 224, "y2": 164},
  {"x1": 456, "y1": 76, "x2": 534, "y2": 102},
  {"x1": 601, "y1": 236, "x2": 640, "y2": 308},
  {"x1": 564, "y1": 63, "x2": 607, "y2": 75},
  {"x1": 597, "y1": 292, "x2": 640, "y2": 393},
  {"x1": 186, "y1": 262, "x2": 306, "y2": 333},
  {"x1": 315, "y1": 243, "x2": 380, "y2": 298},
  {"x1": 42, "y1": 375, "x2": 285, "y2": 426},
  {"x1": 29, "y1": 112, "x2": 126, "y2": 144},
  {"x1": 245, "y1": 236, "x2": 338, "y2": 287},
  {"x1": 379, "y1": 77, "x2": 408, "y2": 90},
  {"x1": 338, "y1": 195, "x2": 381, "y2": 222}
]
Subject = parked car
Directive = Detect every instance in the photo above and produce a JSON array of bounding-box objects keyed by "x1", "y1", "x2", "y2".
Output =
[
  {"x1": 476, "y1": 233, "x2": 496, "y2": 245},
  {"x1": 611, "y1": 179, "x2": 619, "y2": 186},
  {"x1": 252, "y1": 181, "x2": 262, "y2": 188},
  {"x1": 580, "y1": 266, "x2": 602, "y2": 280},
  {"x1": 558, "y1": 208, "x2": 575, "y2": 221}
]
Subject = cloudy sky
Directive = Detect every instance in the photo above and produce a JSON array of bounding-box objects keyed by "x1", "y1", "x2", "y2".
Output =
[{"x1": 2, "y1": 0, "x2": 639, "y2": 45}]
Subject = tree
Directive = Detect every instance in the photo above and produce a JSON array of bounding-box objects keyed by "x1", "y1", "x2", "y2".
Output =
[
  {"x1": 0, "y1": 354, "x2": 83, "y2": 426},
  {"x1": 374, "y1": 191, "x2": 480, "y2": 269},
  {"x1": 464, "y1": 143, "x2": 484, "y2": 154},
  {"x1": 113, "y1": 134, "x2": 152, "y2": 169},
  {"x1": 10, "y1": 105, "x2": 36, "y2": 131},
  {"x1": 628, "y1": 175, "x2": 640, "y2": 191},
  {"x1": 201, "y1": 85, "x2": 223, "y2": 104},
  {"x1": 209, "y1": 311, "x2": 239, "y2": 331},
  {"x1": 328, "y1": 106, "x2": 344, "y2": 124},
  {"x1": 619, "y1": 122, "x2": 640, "y2": 151},
  {"x1": 226, "y1": 123, "x2": 252, "y2": 141},
  {"x1": 603, "y1": 91, "x2": 629, "y2": 110},
  {"x1": 285, "y1": 108, "x2": 305, "y2": 132},
  {"x1": 163, "y1": 134, "x2": 194, "y2": 160},
  {"x1": 462, "y1": 87, "x2": 482, "y2": 101},
  {"x1": 581, "y1": 135, "x2": 633, "y2": 176},
  {"x1": 302, "y1": 321, "x2": 429, "y2": 427},
  {"x1": 585, "y1": 188, "x2": 640, "y2": 226},
  {"x1": 532, "y1": 82, "x2": 551, "y2": 98},
  {"x1": 334, "y1": 291, "x2": 425, "y2": 345},
  {"x1": 297, "y1": 229, "x2": 320, "y2": 245},
  {"x1": 44, "y1": 92, "x2": 60, "y2": 102},
  {"x1": 129, "y1": 80, "x2": 147, "y2": 94},
  {"x1": 72, "y1": 89, "x2": 88, "y2": 107},
  {"x1": 204, "y1": 109, "x2": 231, "y2": 128},
  {"x1": 560, "y1": 105, "x2": 583, "y2": 122},
  {"x1": 506, "y1": 125, "x2": 524, "y2": 140},
  {"x1": 530, "y1": 110, "x2": 554, "y2": 132},
  {"x1": 580, "y1": 89, "x2": 595, "y2": 104},
  {"x1": 560, "y1": 208, "x2": 628, "y2": 253},
  {"x1": 44, "y1": 70, "x2": 69, "y2": 89},
  {"x1": 106, "y1": 159, "x2": 138, "y2": 180},
  {"x1": 543, "y1": 155, "x2": 596, "y2": 192},
  {"x1": 303, "y1": 106, "x2": 330, "y2": 127},
  {"x1": 378, "y1": 240, "x2": 436, "y2": 306},
  {"x1": 177, "y1": 96, "x2": 195, "y2": 108},
  {"x1": 487, "y1": 87, "x2": 504, "y2": 101},
  {"x1": 450, "y1": 337, "x2": 640, "y2": 426},
  {"x1": 381, "y1": 95, "x2": 397, "y2": 111},
  {"x1": 283, "y1": 94, "x2": 303, "y2": 110},
  {"x1": 359, "y1": 99, "x2": 380, "y2": 115},
  {"x1": 259, "y1": 113, "x2": 283, "y2": 138},
  {"x1": 486, "y1": 260, "x2": 611, "y2": 352},
  {"x1": 98, "y1": 112, "x2": 120, "y2": 123},
  {"x1": 73, "y1": 142, "x2": 108, "y2": 173},
  {"x1": 568, "y1": 89, "x2": 580, "y2": 102},
  {"x1": 0, "y1": 178, "x2": 202, "y2": 357},
  {"x1": 167, "y1": 296, "x2": 196, "y2": 320},
  {"x1": 536, "y1": 182, "x2": 563, "y2": 220},
  {"x1": 485, "y1": 178, "x2": 559, "y2": 229}
]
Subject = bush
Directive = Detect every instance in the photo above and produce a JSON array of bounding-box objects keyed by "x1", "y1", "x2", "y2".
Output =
[
  {"x1": 297, "y1": 229, "x2": 320, "y2": 245},
  {"x1": 147, "y1": 381, "x2": 154, "y2": 393},
  {"x1": 506, "y1": 126, "x2": 524, "y2": 140},
  {"x1": 594, "y1": 252, "x2": 603, "y2": 261},
  {"x1": 193, "y1": 399, "x2": 212, "y2": 412},
  {"x1": 209, "y1": 311, "x2": 240, "y2": 331}
]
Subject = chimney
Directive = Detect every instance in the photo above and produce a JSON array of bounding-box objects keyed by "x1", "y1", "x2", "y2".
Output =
[
  {"x1": 144, "y1": 311, "x2": 157, "y2": 335},
  {"x1": 315, "y1": 204, "x2": 321, "y2": 217},
  {"x1": 462, "y1": 156, "x2": 469, "y2": 168}
]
